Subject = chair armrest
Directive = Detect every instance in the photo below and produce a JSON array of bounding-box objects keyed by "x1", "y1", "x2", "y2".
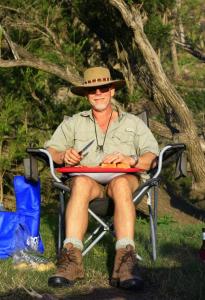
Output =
[
  {"x1": 26, "y1": 148, "x2": 61, "y2": 183},
  {"x1": 151, "y1": 143, "x2": 186, "y2": 178},
  {"x1": 26, "y1": 148, "x2": 50, "y2": 164}
]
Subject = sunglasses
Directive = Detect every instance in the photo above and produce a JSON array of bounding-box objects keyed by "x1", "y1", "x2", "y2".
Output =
[{"x1": 86, "y1": 84, "x2": 112, "y2": 95}]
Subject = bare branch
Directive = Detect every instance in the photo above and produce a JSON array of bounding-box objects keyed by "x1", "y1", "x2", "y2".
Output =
[
  {"x1": 5, "y1": 19, "x2": 50, "y2": 39},
  {"x1": 0, "y1": 5, "x2": 20, "y2": 13},
  {"x1": 176, "y1": 41, "x2": 205, "y2": 62},
  {"x1": 0, "y1": 58, "x2": 81, "y2": 85},
  {"x1": 44, "y1": 26, "x2": 61, "y2": 50},
  {"x1": 0, "y1": 26, "x2": 20, "y2": 60}
]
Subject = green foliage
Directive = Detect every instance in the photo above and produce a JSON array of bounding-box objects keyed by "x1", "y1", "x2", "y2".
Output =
[
  {"x1": 162, "y1": 164, "x2": 193, "y2": 200},
  {"x1": 141, "y1": 0, "x2": 175, "y2": 13},
  {"x1": 144, "y1": 14, "x2": 172, "y2": 50},
  {"x1": 72, "y1": 0, "x2": 174, "y2": 68},
  {"x1": 0, "y1": 95, "x2": 29, "y2": 174},
  {"x1": 157, "y1": 214, "x2": 176, "y2": 225},
  {"x1": 126, "y1": 0, "x2": 175, "y2": 12},
  {"x1": 179, "y1": 0, "x2": 205, "y2": 48},
  {"x1": 183, "y1": 90, "x2": 205, "y2": 114},
  {"x1": 178, "y1": 54, "x2": 199, "y2": 66},
  {"x1": 1, "y1": 0, "x2": 86, "y2": 68},
  {"x1": 127, "y1": 87, "x2": 144, "y2": 103}
]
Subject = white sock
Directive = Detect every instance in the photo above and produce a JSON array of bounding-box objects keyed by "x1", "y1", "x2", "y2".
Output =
[
  {"x1": 63, "y1": 237, "x2": 83, "y2": 251},
  {"x1": 116, "y1": 238, "x2": 135, "y2": 250}
]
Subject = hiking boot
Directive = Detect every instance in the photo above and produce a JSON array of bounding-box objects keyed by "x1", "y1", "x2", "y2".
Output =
[
  {"x1": 48, "y1": 243, "x2": 84, "y2": 287},
  {"x1": 110, "y1": 245, "x2": 144, "y2": 291}
]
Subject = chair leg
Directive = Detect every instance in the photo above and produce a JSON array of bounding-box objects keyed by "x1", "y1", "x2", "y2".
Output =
[
  {"x1": 58, "y1": 190, "x2": 65, "y2": 255},
  {"x1": 82, "y1": 229, "x2": 108, "y2": 256},
  {"x1": 147, "y1": 190, "x2": 157, "y2": 261},
  {"x1": 84, "y1": 225, "x2": 104, "y2": 245},
  {"x1": 82, "y1": 209, "x2": 112, "y2": 256},
  {"x1": 153, "y1": 185, "x2": 158, "y2": 237},
  {"x1": 148, "y1": 204, "x2": 157, "y2": 261}
]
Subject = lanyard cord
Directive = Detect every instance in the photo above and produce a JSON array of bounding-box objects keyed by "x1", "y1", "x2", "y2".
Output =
[{"x1": 93, "y1": 110, "x2": 113, "y2": 152}]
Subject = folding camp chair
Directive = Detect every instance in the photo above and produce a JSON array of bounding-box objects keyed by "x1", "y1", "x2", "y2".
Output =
[{"x1": 25, "y1": 142, "x2": 186, "y2": 261}]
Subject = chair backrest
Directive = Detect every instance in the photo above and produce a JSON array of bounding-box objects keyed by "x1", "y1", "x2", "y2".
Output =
[
  {"x1": 135, "y1": 111, "x2": 187, "y2": 179},
  {"x1": 136, "y1": 110, "x2": 149, "y2": 126}
]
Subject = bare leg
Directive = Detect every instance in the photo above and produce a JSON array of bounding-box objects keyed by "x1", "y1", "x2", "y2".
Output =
[
  {"x1": 107, "y1": 174, "x2": 139, "y2": 240},
  {"x1": 65, "y1": 175, "x2": 103, "y2": 240}
]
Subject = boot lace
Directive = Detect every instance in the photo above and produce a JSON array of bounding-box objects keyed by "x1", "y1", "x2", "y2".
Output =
[
  {"x1": 116, "y1": 248, "x2": 137, "y2": 273},
  {"x1": 57, "y1": 248, "x2": 79, "y2": 271}
]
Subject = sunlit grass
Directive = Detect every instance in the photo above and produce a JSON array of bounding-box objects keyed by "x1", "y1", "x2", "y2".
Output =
[{"x1": 0, "y1": 212, "x2": 205, "y2": 299}]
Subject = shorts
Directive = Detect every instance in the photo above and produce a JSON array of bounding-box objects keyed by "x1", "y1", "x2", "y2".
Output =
[{"x1": 69, "y1": 172, "x2": 126, "y2": 184}]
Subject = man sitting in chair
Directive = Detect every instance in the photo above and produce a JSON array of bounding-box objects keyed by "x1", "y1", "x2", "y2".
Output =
[{"x1": 45, "y1": 66, "x2": 159, "y2": 290}]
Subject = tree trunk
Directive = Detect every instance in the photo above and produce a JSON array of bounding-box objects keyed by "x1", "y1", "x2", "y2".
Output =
[
  {"x1": 109, "y1": 0, "x2": 205, "y2": 197},
  {"x1": 176, "y1": 0, "x2": 185, "y2": 44},
  {"x1": 171, "y1": 28, "x2": 180, "y2": 79}
]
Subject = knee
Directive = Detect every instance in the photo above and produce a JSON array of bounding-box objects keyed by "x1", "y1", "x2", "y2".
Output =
[
  {"x1": 108, "y1": 176, "x2": 130, "y2": 196},
  {"x1": 109, "y1": 176, "x2": 129, "y2": 189},
  {"x1": 71, "y1": 175, "x2": 94, "y2": 191}
]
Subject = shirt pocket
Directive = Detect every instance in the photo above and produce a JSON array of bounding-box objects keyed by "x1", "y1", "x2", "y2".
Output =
[
  {"x1": 112, "y1": 128, "x2": 136, "y2": 144},
  {"x1": 74, "y1": 131, "x2": 93, "y2": 152}
]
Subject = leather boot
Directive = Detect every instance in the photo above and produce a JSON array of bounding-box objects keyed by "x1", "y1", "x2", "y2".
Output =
[
  {"x1": 110, "y1": 245, "x2": 144, "y2": 291},
  {"x1": 48, "y1": 243, "x2": 84, "y2": 287}
]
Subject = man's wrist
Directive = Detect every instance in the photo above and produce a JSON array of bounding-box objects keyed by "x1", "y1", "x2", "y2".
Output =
[
  {"x1": 60, "y1": 151, "x2": 65, "y2": 163},
  {"x1": 129, "y1": 155, "x2": 139, "y2": 167}
]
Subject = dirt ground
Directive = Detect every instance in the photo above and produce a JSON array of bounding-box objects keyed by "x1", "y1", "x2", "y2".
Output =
[{"x1": 137, "y1": 186, "x2": 205, "y2": 225}]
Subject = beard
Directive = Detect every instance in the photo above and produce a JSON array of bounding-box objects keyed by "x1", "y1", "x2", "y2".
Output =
[{"x1": 90, "y1": 100, "x2": 110, "y2": 112}]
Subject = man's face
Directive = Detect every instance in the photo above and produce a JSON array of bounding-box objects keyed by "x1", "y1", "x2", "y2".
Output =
[{"x1": 86, "y1": 84, "x2": 115, "y2": 112}]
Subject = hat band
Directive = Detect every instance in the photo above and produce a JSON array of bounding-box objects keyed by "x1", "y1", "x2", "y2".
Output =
[{"x1": 84, "y1": 77, "x2": 111, "y2": 85}]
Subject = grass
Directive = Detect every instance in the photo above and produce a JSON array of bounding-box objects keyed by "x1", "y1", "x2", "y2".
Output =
[{"x1": 0, "y1": 210, "x2": 205, "y2": 300}]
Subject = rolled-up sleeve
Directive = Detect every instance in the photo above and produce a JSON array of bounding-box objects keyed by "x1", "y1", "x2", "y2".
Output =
[
  {"x1": 44, "y1": 117, "x2": 75, "y2": 151},
  {"x1": 135, "y1": 118, "x2": 159, "y2": 156}
]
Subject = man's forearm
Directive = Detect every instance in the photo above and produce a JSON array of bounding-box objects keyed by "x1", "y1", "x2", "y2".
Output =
[
  {"x1": 136, "y1": 152, "x2": 157, "y2": 171},
  {"x1": 47, "y1": 147, "x2": 65, "y2": 164}
]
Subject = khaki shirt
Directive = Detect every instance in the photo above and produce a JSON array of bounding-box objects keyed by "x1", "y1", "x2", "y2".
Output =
[{"x1": 45, "y1": 109, "x2": 159, "y2": 166}]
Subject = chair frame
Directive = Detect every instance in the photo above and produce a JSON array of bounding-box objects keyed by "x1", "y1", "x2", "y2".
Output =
[{"x1": 26, "y1": 143, "x2": 186, "y2": 261}]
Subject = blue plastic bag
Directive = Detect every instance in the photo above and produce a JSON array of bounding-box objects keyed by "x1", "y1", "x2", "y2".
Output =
[
  {"x1": 0, "y1": 176, "x2": 44, "y2": 259},
  {"x1": 0, "y1": 212, "x2": 19, "y2": 258}
]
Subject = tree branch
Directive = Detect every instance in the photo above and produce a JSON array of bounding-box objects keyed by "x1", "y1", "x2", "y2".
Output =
[
  {"x1": 0, "y1": 58, "x2": 81, "y2": 85},
  {"x1": 176, "y1": 41, "x2": 205, "y2": 62},
  {"x1": 0, "y1": 26, "x2": 20, "y2": 60},
  {"x1": 0, "y1": 5, "x2": 20, "y2": 13},
  {"x1": 149, "y1": 119, "x2": 173, "y2": 140}
]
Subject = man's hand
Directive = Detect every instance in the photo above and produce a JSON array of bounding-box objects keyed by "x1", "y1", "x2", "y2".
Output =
[
  {"x1": 102, "y1": 151, "x2": 157, "y2": 170},
  {"x1": 102, "y1": 152, "x2": 135, "y2": 167},
  {"x1": 63, "y1": 148, "x2": 82, "y2": 166},
  {"x1": 47, "y1": 147, "x2": 82, "y2": 166}
]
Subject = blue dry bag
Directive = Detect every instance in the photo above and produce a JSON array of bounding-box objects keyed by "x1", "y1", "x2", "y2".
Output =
[{"x1": 0, "y1": 176, "x2": 44, "y2": 259}]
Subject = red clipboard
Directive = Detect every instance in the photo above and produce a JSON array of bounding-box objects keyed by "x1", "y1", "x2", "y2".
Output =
[{"x1": 56, "y1": 166, "x2": 144, "y2": 173}]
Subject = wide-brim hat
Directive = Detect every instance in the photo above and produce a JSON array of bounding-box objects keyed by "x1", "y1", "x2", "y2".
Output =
[{"x1": 71, "y1": 67, "x2": 125, "y2": 96}]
